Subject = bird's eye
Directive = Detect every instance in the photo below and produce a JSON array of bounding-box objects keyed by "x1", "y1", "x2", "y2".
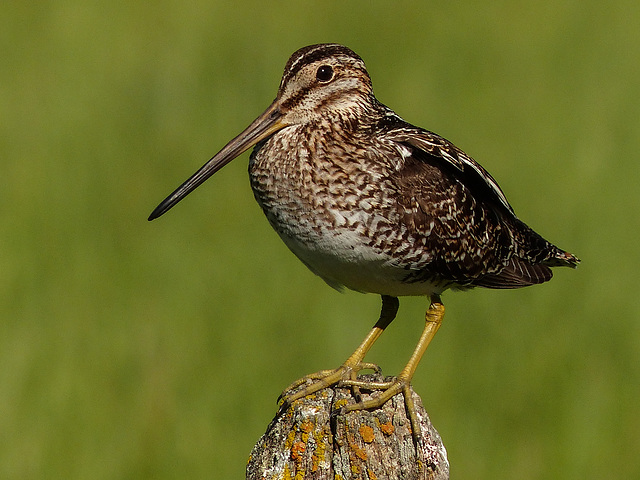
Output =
[{"x1": 316, "y1": 65, "x2": 334, "y2": 82}]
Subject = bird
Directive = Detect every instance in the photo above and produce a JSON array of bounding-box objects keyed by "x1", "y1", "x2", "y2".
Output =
[{"x1": 149, "y1": 43, "x2": 579, "y2": 439}]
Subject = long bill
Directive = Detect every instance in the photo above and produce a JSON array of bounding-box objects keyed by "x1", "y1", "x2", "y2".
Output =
[{"x1": 148, "y1": 101, "x2": 286, "y2": 220}]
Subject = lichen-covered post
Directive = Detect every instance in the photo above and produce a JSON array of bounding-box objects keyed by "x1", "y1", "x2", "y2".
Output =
[{"x1": 246, "y1": 374, "x2": 449, "y2": 480}]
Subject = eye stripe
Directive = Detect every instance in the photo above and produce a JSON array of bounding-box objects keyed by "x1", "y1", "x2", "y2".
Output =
[{"x1": 280, "y1": 44, "x2": 363, "y2": 88}]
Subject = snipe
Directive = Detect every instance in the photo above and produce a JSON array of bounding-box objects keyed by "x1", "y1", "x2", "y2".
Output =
[{"x1": 149, "y1": 44, "x2": 579, "y2": 440}]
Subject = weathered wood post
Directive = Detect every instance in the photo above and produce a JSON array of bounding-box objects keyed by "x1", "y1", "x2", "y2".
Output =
[{"x1": 246, "y1": 374, "x2": 449, "y2": 480}]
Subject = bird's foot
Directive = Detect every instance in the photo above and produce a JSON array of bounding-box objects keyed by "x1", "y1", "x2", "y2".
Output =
[
  {"x1": 339, "y1": 375, "x2": 423, "y2": 444},
  {"x1": 279, "y1": 367, "x2": 423, "y2": 445},
  {"x1": 278, "y1": 361, "x2": 382, "y2": 408}
]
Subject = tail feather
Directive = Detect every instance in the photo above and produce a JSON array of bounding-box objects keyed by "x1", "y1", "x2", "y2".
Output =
[
  {"x1": 543, "y1": 249, "x2": 580, "y2": 268},
  {"x1": 474, "y1": 258, "x2": 552, "y2": 289},
  {"x1": 474, "y1": 248, "x2": 579, "y2": 289}
]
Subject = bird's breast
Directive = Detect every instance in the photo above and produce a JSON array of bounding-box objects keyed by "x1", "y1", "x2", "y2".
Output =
[
  {"x1": 247, "y1": 127, "x2": 444, "y2": 296},
  {"x1": 248, "y1": 127, "x2": 389, "y2": 253}
]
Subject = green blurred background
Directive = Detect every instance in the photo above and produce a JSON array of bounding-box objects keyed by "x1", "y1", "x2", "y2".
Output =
[{"x1": 2, "y1": 1, "x2": 639, "y2": 479}]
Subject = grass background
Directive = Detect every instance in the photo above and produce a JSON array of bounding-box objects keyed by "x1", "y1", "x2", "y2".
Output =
[{"x1": 2, "y1": 1, "x2": 639, "y2": 479}]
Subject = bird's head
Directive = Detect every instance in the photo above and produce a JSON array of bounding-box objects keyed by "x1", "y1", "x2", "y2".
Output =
[
  {"x1": 148, "y1": 44, "x2": 373, "y2": 220},
  {"x1": 275, "y1": 43, "x2": 374, "y2": 125}
]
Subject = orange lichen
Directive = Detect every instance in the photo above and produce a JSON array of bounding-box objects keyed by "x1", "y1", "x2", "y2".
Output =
[
  {"x1": 379, "y1": 421, "x2": 395, "y2": 436},
  {"x1": 300, "y1": 419, "x2": 314, "y2": 433},
  {"x1": 349, "y1": 441, "x2": 368, "y2": 461},
  {"x1": 359, "y1": 425, "x2": 375, "y2": 443},
  {"x1": 291, "y1": 441, "x2": 306, "y2": 460}
]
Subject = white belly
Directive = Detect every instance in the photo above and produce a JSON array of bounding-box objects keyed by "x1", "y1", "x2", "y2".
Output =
[{"x1": 272, "y1": 213, "x2": 445, "y2": 298}]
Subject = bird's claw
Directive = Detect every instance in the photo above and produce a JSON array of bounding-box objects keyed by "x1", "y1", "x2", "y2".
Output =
[{"x1": 277, "y1": 362, "x2": 383, "y2": 409}]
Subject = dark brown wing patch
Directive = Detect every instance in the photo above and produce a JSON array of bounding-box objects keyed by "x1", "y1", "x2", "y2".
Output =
[{"x1": 387, "y1": 128, "x2": 577, "y2": 289}]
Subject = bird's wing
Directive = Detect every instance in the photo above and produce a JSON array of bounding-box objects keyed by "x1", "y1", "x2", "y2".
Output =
[
  {"x1": 378, "y1": 111, "x2": 515, "y2": 217},
  {"x1": 374, "y1": 111, "x2": 570, "y2": 288}
]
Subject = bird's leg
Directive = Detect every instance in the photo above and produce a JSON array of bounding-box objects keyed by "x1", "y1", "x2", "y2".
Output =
[
  {"x1": 341, "y1": 294, "x2": 445, "y2": 442},
  {"x1": 278, "y1": 295, "x2": 399, "y2": 407}
]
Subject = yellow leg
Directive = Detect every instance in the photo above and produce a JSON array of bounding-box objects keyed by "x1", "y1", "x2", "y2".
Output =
[
  {"x1": 279, "y1": 295, "x2": 399, "y2": 406},
  {"x1": 342, "y1": 294, "x2": 445, "y2": 440},
  {"x1": 279, "y1": 294, "x2": 445, "y2": 444}
]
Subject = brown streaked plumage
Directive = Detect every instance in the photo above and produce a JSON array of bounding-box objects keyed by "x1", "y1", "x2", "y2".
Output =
[{"x1": 149, "y1": 43, "x2": 579, "y2": 441}]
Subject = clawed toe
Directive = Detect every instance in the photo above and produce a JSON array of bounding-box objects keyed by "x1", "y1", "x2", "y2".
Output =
[{"x1": 278, "y1": 361, "x2": 384, "y2": 409}]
